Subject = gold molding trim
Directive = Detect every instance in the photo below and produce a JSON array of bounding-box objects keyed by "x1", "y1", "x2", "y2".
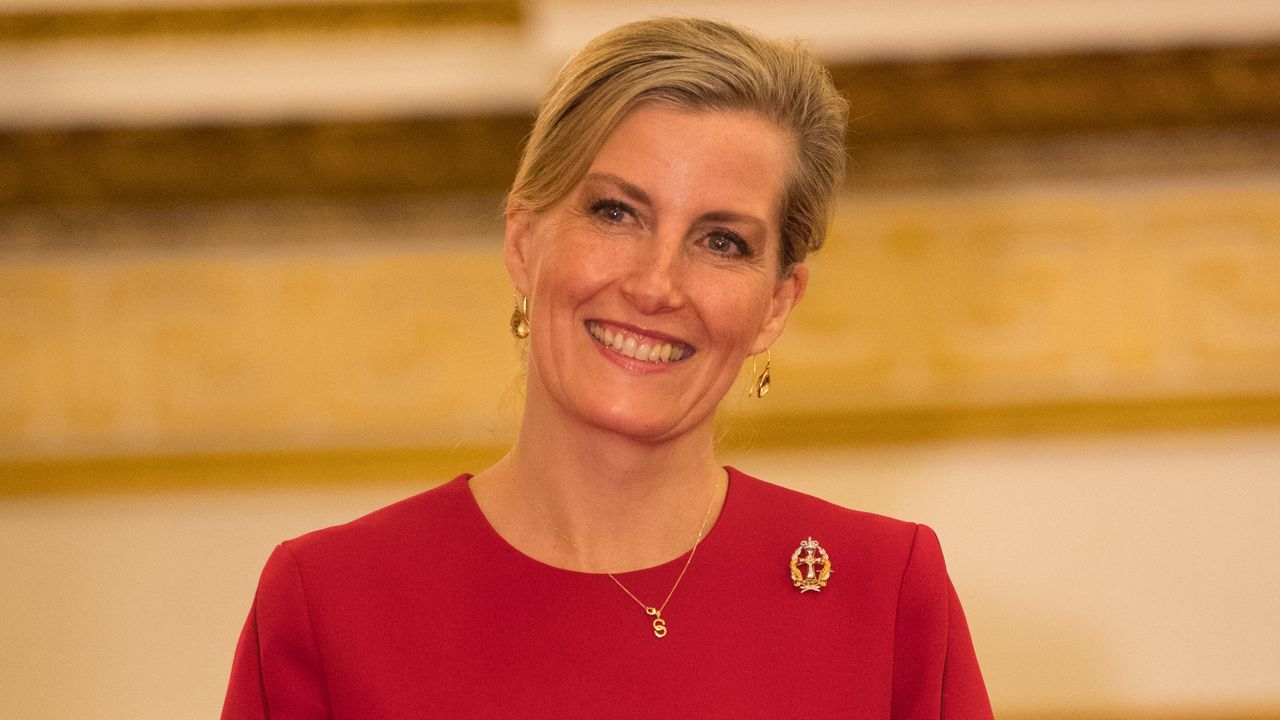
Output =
[
  {"x1": 3, "y1": 181, "x2": 1275, "y2": 464},
  {"x1": 6, "y1": 123, "x2": 1278, "y2": 210},
  {"x1": 4, "y1": 397, "x2": 1277, "y2": 495},
  {"x1": 3, "y1": 43, "x2": 1278, "y2": 209},
  {"x1": 848, "y1": 127, "x2": 1280, "y2": 191},
  {"x1": 0, "y1": 445, "x2": 505, "y2": 496},
  {"x1": 830, "y1": 43, "x2": 1280, "y2": 140},
  {"x1": 0, "y1": 195, "x2": 507, "y2": 253},
  {"x1": 721, "y1": 397, "x2": 1280, "y2": 451},
  {"x1": 0, "y1": 1, "x2": 521, "y2": 42},
  {"x1": 0, "y1": 115, "x2": 532, "y2": 209}
]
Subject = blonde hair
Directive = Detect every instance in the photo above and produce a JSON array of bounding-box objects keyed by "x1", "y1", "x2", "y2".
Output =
[{"x1": 507, "y1": 17, "x2": 848, "y2": 272}]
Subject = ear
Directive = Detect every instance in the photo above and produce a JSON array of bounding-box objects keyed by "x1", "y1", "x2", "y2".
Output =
[
  {"x1": 503, "y1": 205, "x2": 534, "y2": 296},
  {"x1": 751, "y1": 263, "x2": 808, "y2": 354}
]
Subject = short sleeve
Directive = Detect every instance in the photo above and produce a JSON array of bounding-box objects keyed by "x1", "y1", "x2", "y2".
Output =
[
  {"x1": 222, "y1": 543, "x2": 331, "y2": 720},
  {"x1": 891, "y1": 524, "x2": 993, "y2": 720}
]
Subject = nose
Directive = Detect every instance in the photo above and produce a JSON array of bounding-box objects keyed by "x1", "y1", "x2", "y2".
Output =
[{"x1": 620, "y1": 234, "x2": 686, "y2": 314}]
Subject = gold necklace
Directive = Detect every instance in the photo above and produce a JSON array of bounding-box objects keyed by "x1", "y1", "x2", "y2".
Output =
[{"x1": 523, "y1": 475, "x2": 721, "y2": 638}]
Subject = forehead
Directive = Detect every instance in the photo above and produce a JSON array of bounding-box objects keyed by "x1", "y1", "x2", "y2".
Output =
[{"x1": 583, "y1": 105, "x2": 793, "y2": 222}]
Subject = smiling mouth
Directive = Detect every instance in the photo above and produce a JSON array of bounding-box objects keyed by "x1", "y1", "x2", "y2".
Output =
[{"x1": 586, "y1": 321, "x2": 693, "y2": 364}]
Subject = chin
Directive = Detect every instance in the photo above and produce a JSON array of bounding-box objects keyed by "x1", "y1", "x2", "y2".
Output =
[{"x1": 581, "y1": 401, "x2": 706, "y2": 444}]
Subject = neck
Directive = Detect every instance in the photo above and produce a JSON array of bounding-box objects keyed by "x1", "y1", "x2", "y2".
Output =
[{"x1": 469, "y1": 381, "x2": 727, "y2": 573}]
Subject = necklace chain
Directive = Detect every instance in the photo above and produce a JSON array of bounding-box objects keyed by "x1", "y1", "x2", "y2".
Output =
[{"x1": 522, "y1": 474, "x2": 721, "y2": 638}]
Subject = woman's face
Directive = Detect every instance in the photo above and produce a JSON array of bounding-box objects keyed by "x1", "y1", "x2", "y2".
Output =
[{"x1": 505, "y1": 104, "x2": 807, "y2": 443}]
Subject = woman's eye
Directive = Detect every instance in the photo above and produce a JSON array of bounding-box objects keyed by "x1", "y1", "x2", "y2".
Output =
[
  {"x1": 707, "y1": 231, "x2": 748, "y2": 257},
  {"x1": 590, "y1": 199, "x2": 632, "y2": 223}
]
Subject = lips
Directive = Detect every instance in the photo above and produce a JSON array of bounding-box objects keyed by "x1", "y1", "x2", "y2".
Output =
[{"x1": 586, "y1": 321, "x2": 693, "y2": 364}]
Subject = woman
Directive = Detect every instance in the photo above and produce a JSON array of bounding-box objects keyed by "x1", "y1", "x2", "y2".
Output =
[{"x1": 223, "y1": 17, "x2": 992, "y2": 719}]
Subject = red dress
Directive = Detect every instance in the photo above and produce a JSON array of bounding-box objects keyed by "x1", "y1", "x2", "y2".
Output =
[{"x1": 223, "y1": 467, "x2": 993, "y2": 719}]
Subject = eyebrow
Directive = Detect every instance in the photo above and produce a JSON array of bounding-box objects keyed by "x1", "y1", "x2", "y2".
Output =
[
  {"x1": 581, "y1": 172, "x2": 768, "y2": 232},
  {"x1": 582, "y1": 172, "x2": 652, "y2": 207},
  {"x1": 700, "y1": 210, "x2": 768, "y2": 234}
]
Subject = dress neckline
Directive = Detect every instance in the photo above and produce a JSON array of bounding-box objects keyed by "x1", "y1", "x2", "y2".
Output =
[{"x1": 453, "y1": 467, "x2": 746, "y2": 579}]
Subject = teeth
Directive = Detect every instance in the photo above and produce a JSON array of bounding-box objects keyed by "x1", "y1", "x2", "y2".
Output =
[{"x1": 587, "y1": 322, "x2": 690, "y2": 364}]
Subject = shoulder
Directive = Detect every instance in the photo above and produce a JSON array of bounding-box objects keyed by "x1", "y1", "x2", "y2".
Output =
[
  {"x1": 724, "y1": 466, "x2": 937, "y2": 587},
  {"x1": 271, "y1": 474, "x2": 475, "y2": 578},
  {"x1": 726, "y1": 465, "x2": 922, "y2": 551}
]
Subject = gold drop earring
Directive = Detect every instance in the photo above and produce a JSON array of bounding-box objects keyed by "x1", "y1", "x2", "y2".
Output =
[
  {"x1": 509, "y1": 295, "x2": 530, "y2": 339},
  {"x1": 748, "y1": 348, "x2": 772, "y2": 398}
]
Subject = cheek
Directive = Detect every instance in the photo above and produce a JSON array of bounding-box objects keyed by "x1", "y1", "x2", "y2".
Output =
[
  {"x1": 701, "y1": 280, "x2": 774, "y2": 345},
  {"x1": 537, "y1": 238, "x2": 627, "y2": 297}
]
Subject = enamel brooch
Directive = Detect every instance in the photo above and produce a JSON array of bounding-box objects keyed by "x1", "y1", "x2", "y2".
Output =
[{"x1": 790, "y1": 537, "x2": 831, "y2": 592}]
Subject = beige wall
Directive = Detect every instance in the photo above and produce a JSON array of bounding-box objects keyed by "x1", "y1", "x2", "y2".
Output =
[
  {"x1": 3, "y1": 429, "x2": 1279, "y2": 719},
  {"x1": 745, "y1": 431, "x2": 1280, "y2": 716}
]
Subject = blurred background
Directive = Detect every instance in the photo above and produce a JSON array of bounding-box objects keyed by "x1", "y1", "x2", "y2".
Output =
[{"x1": 2, "y1": 1, "x2": 1279, "y2": 717}]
